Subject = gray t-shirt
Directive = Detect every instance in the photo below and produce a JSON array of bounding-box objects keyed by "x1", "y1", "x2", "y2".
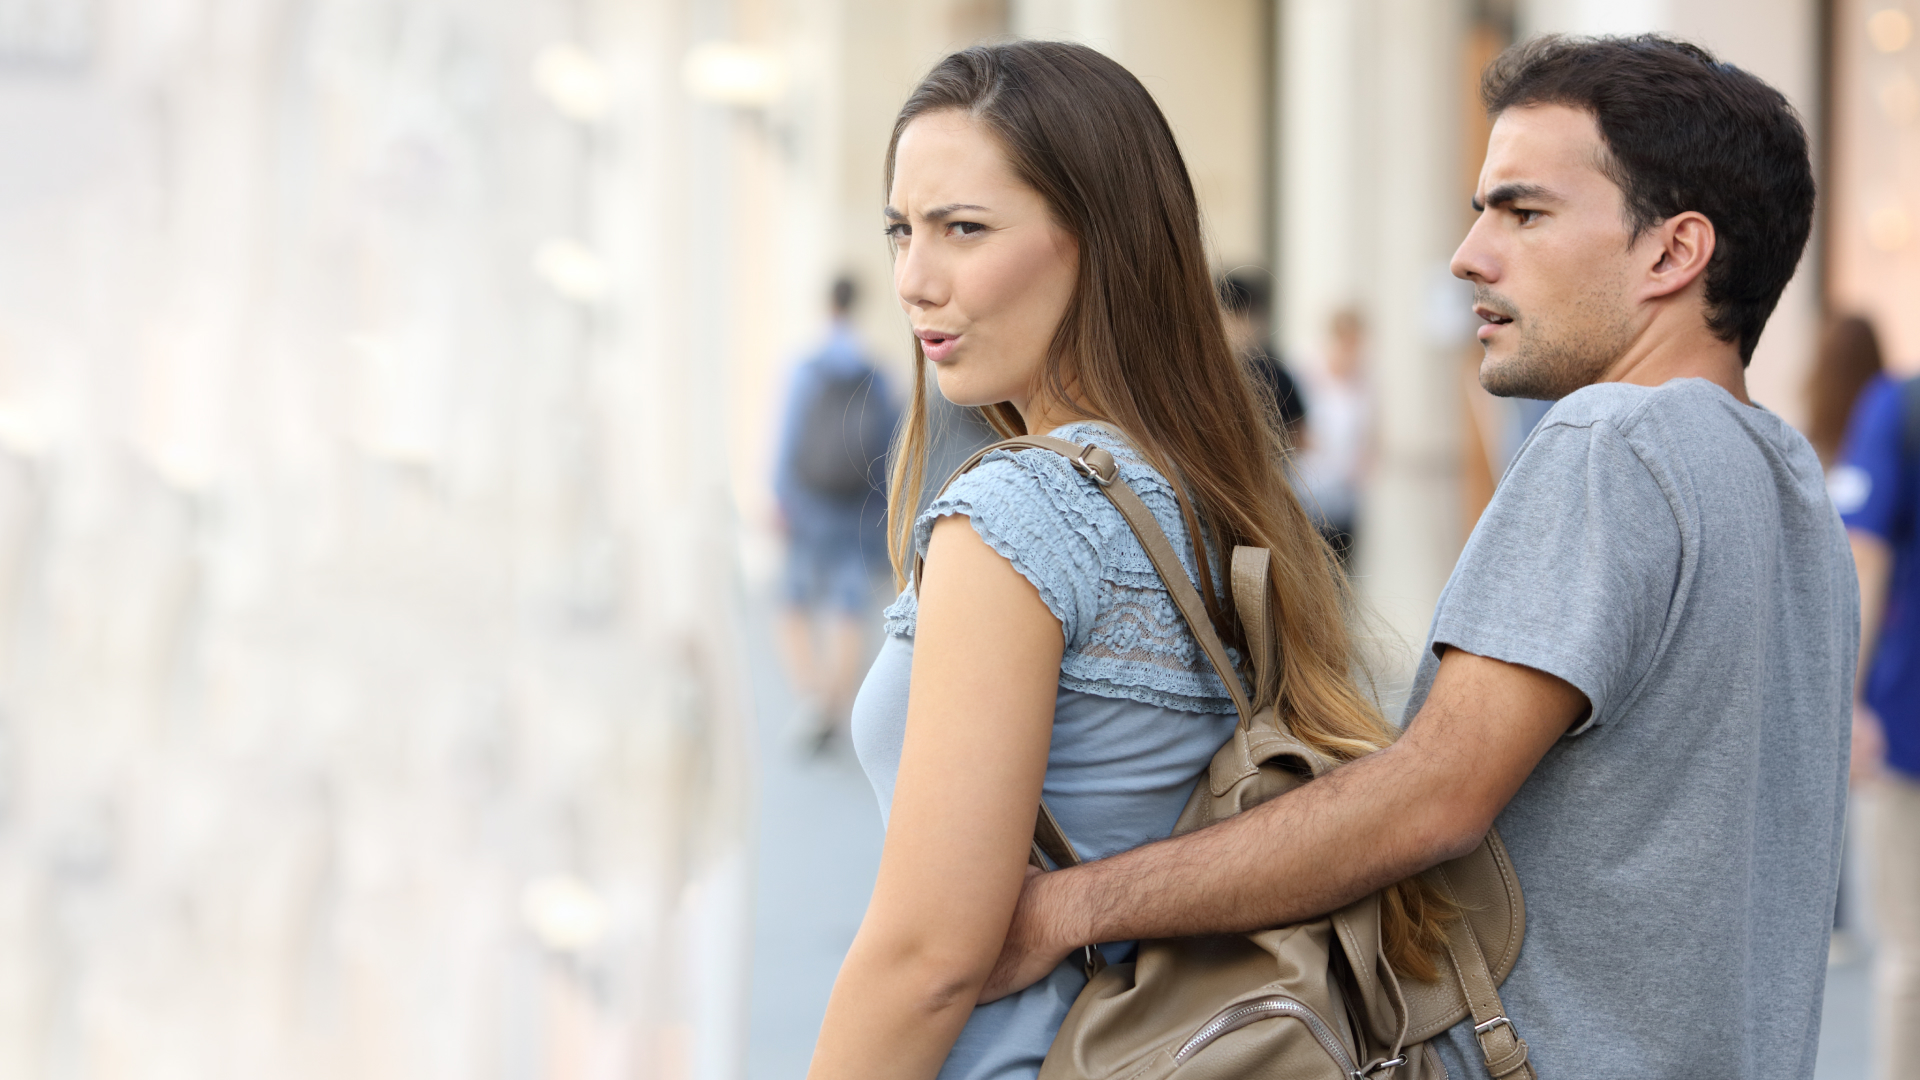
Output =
[{"x1": 1408, "y1": 379, "x2": 1856, "y2": 1079}]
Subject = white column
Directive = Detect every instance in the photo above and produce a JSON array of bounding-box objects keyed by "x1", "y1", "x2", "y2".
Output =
[
  {"x1": 1012, "y1": 0, "x2": 1122, "y2": 55},
  {"x1": 1278, "y1": 0, "x2": 1470, "y2": 695},
  {"x1": 0, "y1": 1, "x2": 757, "y2": 1076}
]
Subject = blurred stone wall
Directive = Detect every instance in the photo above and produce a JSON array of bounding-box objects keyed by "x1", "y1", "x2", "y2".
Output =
[
  {"x1": 0, "y1": 2, "x2": 750, "y2": 1078},
  {"x1": 1830, "y1": 0, "x2": 1920, "y2": 370}
]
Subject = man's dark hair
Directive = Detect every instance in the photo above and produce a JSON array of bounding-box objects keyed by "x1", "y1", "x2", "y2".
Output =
[
  {"x1": 1483, "y1": 35, "x2": 1814, "y2": 364},
  {"x1": 1217, "y1": 269, "x2": 1271, "y2": 318},
  {"x1": 830, "y1": 274, "x2": 857, "y2": 315}
]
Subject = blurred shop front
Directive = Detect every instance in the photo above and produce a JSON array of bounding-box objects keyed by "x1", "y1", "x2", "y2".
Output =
[{"x1": 0, "y1": 2, "x2": 754, "y2": 1078}]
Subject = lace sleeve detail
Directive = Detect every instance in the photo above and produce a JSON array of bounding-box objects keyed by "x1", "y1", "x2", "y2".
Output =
[{"x1": 880, "y1": 423, "x2": 1240, "y2": 715}]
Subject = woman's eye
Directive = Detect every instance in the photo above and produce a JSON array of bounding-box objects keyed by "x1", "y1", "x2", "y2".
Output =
[
  {"x1": 884, "y1": 222, "x2": 910, "y2": 240},
  {"x1": 948, "y1": 221, "x2": 987, "y2": 236}
]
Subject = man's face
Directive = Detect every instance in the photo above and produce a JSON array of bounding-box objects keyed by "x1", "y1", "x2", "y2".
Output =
[{"x1": 1451, "y1": 104, "x2": 1644, "y2": 399}]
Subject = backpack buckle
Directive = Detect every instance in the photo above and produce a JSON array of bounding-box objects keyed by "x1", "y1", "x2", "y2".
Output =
[
  {"x1": 1356, "y1": 1056, "x2": 1406, "y2": 1078},
  {"x1": 1070, "y1": 443, "x2": 1117, "y2": 487}
]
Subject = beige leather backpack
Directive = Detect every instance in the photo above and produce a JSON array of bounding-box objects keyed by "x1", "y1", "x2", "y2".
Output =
[{"x1": 930, "y1": 436, "x2": 1536, "y2": 1080}]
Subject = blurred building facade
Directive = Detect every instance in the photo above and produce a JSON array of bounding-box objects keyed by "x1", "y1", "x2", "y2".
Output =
[
  {"x1": 0, "y1": 2, "x2": 754, "y2": 1078},
  {"x1": 1831, "y1": 0, "x2": 1920, "y2": 370}
]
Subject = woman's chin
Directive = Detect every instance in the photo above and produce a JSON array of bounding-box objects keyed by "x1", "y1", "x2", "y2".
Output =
[{"x1": 930, "y1": 369, "x2": 1005, "y2": 410}]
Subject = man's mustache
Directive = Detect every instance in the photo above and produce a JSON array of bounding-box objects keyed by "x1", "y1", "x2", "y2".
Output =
[{"x1": 1473, "y1": 285, "x2": 1519, "y2": 322}]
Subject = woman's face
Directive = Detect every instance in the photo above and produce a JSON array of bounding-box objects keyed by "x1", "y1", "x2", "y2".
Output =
[{"x1": 886, "y1": 110, "x2": 1080, "y2": 421}]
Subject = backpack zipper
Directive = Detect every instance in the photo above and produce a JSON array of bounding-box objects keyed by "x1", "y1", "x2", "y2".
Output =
[{"x1": 1172, "y1": 994, "x2": 1358, "y2": 1072}]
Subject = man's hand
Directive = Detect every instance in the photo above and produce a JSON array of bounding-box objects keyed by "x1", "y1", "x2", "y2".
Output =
[{"x1": 980, "y1": 865, "x2": 1074, "y2": 1003}]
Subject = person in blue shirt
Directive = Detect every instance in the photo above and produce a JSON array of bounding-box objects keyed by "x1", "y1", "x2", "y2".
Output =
[
  {"x1": 774, "y1": 277, "x2": 899, "y2": 750},
  {"x1": 1830, "y1": 332, "x2": 1920, "y2": 1079}
]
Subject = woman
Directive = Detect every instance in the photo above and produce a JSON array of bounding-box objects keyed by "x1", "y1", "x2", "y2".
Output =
[{"x1": 812, "y1": 42, "x2": 1449, "y2": 1080}]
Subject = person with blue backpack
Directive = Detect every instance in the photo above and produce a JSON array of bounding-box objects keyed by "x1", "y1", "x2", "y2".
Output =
[{"x1": 775, "y1": 276, "x2": 900, "y2": 751}]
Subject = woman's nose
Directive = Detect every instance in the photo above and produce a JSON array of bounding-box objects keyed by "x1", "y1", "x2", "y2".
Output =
[{"x1": 894, "y1": 239, "x2": 948, "y2": 311}]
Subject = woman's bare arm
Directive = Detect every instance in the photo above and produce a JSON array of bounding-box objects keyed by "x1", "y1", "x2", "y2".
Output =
[{"x1": 806, "y1": 514, "x2": 1065, "y2": 1080}]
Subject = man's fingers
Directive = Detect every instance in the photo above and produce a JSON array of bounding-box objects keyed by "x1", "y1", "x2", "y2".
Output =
[{"x1": 979, "y1": 867, "x2": 1053, "y2": 1003}]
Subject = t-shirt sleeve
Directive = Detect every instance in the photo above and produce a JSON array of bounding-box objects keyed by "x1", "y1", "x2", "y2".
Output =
[
  {"x1": 1835, "y1": 380, "x2": 1911, "y2": 544},
  {"x1": 1429, "y1": 418, "x2": 1682, "y2": 735},
  {"x1": 910, "y1": 452, "x2": 1103, "y2": 646}
]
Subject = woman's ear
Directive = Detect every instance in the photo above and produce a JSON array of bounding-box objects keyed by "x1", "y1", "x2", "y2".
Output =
[{"x1": 1642, "y1": 210, "x2": 1715, "y2": 301}]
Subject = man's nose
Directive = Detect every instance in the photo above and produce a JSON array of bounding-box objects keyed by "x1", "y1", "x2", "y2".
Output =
[{"x1": 1451, "y1": 214, "x2": 1496, "y2": 284}]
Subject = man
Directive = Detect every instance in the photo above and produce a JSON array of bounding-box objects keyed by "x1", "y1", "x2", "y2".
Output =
[
  {"x1": 774, "y1": 275, "x2": 898, "y2": 751},
  {"x1": 984, "y1": 36, "x2": 1855, "y2": 1078},
  {"x1": 1830, "y1": 366, "x2": 1920, "y2": 1080}
]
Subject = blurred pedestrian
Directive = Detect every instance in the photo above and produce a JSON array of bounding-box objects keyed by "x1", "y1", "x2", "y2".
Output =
[
  {"x1": 1295, "y1": 307, "x2": 1372, "y2": 563},
  {"x1": 1216, "y1": 271, "x2": 1306, "y2": 443},
  {"x1": 1825, "y1": 316, "x2": 1920, "y2": 1080},
  {"x1": 774, "y1": 275, "x2": 899, "y2": 751},
  {"x1": 1804, "y1": 316, "x2": 1883, "y2": 961}
]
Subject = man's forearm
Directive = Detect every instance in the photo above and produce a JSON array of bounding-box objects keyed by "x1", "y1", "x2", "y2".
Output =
[
  {"x1": 979, "y1": 650, "x2": 1583, "y2": 1002},
  {"x1": 1037, "y1": 741, "x2": 1478, "y2": 949}
]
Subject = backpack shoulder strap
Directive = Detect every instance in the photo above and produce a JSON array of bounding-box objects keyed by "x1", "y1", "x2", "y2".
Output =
[
  {"x1": 1432, "y1": 866, "x2": 1536, "y2": 1079},
  {"x1": 1230, "y1": 545, "x2": 1277, "y2": 693}
]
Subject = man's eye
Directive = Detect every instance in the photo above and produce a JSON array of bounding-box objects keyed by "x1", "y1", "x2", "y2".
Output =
[
  {"x1": 1514, "y1": 209, "x2": 1543, "y2": 225},
  {"x1": 949, "y1": 221, "x2": 986, "y2": 236}
]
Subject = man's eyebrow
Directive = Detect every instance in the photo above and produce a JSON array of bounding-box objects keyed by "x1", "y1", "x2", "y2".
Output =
[
  {"x1": 881, "y1": 203, "x2": 992, "y2": 222},
  {"x1": 1470, "y1": 182, "x2": 1553, "y2": 213}
]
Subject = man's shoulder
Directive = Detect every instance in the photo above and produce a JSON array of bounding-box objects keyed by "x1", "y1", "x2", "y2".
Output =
[
  {"x1": 1546, "y1": 379, "x2": 1815, "y2": 473},
  {"x1": 1543, "y1": 377, "x2": 1744, "y2": 431}
]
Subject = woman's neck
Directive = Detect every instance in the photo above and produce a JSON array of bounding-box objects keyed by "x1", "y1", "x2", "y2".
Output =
[{"x1": 1014, "y1": 382, "x2": 1099, "y2": 436}]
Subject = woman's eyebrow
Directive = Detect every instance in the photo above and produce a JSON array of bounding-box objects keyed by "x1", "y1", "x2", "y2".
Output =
[{"x1": 882, "y1": 203, "x2": 992, "y2": 222}]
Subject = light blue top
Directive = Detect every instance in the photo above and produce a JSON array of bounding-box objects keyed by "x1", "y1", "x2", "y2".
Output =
[{"x1": 849, "y1": 421, "x2": 1241, "y2": 1080}]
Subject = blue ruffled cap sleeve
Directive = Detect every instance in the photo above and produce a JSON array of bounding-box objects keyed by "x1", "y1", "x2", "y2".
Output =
[{"x1": 882, "y1": 423, "x2": 1239, "y2": 715}]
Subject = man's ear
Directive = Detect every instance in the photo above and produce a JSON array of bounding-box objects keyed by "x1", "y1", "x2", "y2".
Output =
[{"x1": 1640, "y1": 211, "x2": 1715, "y2": 301}]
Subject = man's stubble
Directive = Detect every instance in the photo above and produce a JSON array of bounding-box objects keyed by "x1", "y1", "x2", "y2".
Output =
[{"x1": 1475, "y1": 282, "x2": 1635, "y2": 401}]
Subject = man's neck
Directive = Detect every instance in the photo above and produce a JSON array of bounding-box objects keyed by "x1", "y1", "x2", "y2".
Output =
[{"x1": 1599, "y1": 319, "x2": 1750, "y2": 405}]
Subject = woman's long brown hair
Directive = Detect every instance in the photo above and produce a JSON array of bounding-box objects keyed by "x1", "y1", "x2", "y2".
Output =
[{"x1": 882, "y1": 41, "x2": 1454, "y2": 983}]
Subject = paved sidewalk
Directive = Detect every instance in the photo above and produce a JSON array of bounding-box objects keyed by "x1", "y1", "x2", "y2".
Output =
[
  {"x1": 1816, "y1": 950, "x2": 1871, "y2": 1079},
  {"x1": 744, "y1": 593, "x2": 886, "y2": 1080}
]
